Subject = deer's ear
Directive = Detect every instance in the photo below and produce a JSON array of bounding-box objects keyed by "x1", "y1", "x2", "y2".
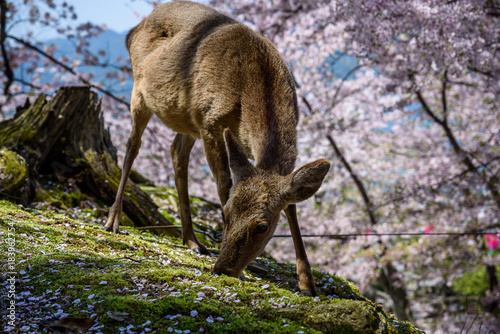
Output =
[
  {"x1": 223, "y1": 128, "x2": 256, "y2": 184},
  {"x1": 282, "y1": 160, "x2": 330, "y2": 204}
]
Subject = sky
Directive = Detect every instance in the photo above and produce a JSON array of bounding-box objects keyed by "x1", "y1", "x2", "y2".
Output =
[
  {"x1": 69, "y1": 0, "x2": 153, "y2": 34},
  {"x1": 69, "y1": 0, "x2": 208, "y2": 33},
  {"x1": 12, "y1": 0, "x2": 207, "y2": 40}
]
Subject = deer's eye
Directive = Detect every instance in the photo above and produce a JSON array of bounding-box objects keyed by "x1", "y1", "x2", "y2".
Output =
[{"x1": 255, "y1": 223, "x2": 269, "y2": 234}]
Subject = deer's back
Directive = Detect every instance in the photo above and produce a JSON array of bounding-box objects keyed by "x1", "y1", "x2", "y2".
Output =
[{"x1": 127, "y1": 1, "x2": 298, "y2": 171}]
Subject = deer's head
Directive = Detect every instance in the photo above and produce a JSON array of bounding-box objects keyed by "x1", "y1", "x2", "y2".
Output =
[{"x1": 212, "y1": 129, "x2": 330, "y2": 278}]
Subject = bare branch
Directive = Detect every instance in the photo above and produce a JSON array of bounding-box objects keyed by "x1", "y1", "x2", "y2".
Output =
[
  {"x1": 7, "y1": 35, "x2": 130, "y2": 108},
  {"x1": 0, "y1": 0, "x2": 13, "y2": 98},
  {"x1": 326, "y1": 134, "x2": 378, "y2": 226},
  {"x1": 331, "y1": 64, "x2": 363, "y2": 108},
  {"x1": 415, "y1": 90, "x2": 444, "y2": 125},
  {"x1": 301, "y1": 96, "x2": 313, "y2": 113},
  {"x1": 441, "y1": 69, "x2": 448, "y2": 122},
  {"x1": 468, "y1": 66, "x2": 498, "y2": 79},
  {"x1": 14, "y1": 77, "x2": 41, "y2": 90},
  {"x1": 417, "y1": 90, "x2": 500, "y2": 209}
]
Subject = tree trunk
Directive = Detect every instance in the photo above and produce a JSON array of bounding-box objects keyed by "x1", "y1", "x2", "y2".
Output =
[
  {"x1": 377, "y1": 263, "x2": 413, "y2": 322},
  {"x1": 0, "y1": 86, "x2": 179, "y2": 237}
]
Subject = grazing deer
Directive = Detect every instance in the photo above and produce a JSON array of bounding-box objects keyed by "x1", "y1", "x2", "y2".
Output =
[{"x1": 104, "y1": 0, "x2": 330, "y2": 296}]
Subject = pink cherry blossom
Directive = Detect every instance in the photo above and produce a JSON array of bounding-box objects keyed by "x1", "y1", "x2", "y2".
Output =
[{"x1": 1, "y1": 1, "x2": 499, "y2": 332}]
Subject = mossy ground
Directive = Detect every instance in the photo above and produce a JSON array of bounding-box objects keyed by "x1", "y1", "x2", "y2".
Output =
[
  {"x1": 0, "y1": 150, "x2": 27, "y2": 191},
  {"x1": 0, "y1": 191, "x2": 422, "y2": 333}
]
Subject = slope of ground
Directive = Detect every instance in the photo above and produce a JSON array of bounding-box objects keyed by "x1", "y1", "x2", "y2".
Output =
[{"x1": 0, "y1": 193, "x2": 422, "y2": 333}]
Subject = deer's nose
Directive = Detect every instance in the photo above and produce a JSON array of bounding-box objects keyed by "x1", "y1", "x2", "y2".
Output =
[{"x1": 212, "y1": 264, "x2": 239, "y2": 278}]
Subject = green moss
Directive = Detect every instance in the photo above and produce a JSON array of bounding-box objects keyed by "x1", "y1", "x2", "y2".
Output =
[
  {"x1": 35, "y1": 178, "x2": 89, "y2": 209},
  {"x1": 0, "y1": 149, "x2": 27, "y2": 190},
  {"x1": 0, "y1": 198, "x2": 422, "y2": 333},
  {"x1": 143, "y1": 186, "x2": 220, "y2": 215},
  {"x1": 0, "y1": 95, "x2": 47, "y2": 146},
  {"x1": 144, "y1": 186, "x2": 223, "y2": 247},
  {"x1": 129, "y1": 169, "x2": 154, "y2": 186},
  {"x1": 453, "y1": 266, "x2": 498, "y2": 296}
]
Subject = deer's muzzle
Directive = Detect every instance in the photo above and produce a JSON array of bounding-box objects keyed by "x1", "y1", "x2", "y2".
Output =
[{"x1": 212, "y1": 261, "x2": 242, "y2": 278}]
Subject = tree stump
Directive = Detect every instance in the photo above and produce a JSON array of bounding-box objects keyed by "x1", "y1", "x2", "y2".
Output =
[{"x1": 0, "y1": 86, "x2": 179, "y2": 237}]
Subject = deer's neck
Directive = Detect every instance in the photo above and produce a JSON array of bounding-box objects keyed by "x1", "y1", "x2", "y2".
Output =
[
  {"x1": 236, "y1": 30, "x2": 300, "y2": 176},
  {"x1": 253, "y1": 128, "x2": 298, "y2": 176},
  {"x1": 244, "y1": 96, "x2": 299, "y2": 176}
]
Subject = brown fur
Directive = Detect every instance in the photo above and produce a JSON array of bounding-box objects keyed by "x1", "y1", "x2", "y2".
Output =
[{"x1": 104, "y1": 1, "x2": 330, "y2": 296}]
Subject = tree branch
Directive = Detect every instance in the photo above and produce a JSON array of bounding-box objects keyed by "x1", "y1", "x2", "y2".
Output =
[
  {"x1": 14, "y1": 77, "x2": 42, "y2": 90},
  {"x1": 416, "y1": 89, "x2": 500, "y2": 210},
  {"x1": 415, "y1": 90, "x2": 443, "y2": 125},
  {"x1": 441, "y1": 69, "x2": 448, "y2": 123},
  {"x1": 301, "y1": 96, "x2": 313, "y2": 113},
  {"x1": 7, "y1": 35, "x2": 130, "y2": 109},
  {"x1": 326, "y1": 134, "x2": 378, "y2": 226},
  {"x1": 0, "y1": 0, "x2": 13, "y2": 98},
  {"x1": 331, "y1": 64, "x2": 363, "y2": 108},
  {"x1": 468, "y1": 66, "x2": 498, "y2": 79},
  {"x1": 416, "y1": 90, "x2": 477, "y2": 171},
  {"x1": 326, "y1": 133, "x2": 413, "y2": 321}
]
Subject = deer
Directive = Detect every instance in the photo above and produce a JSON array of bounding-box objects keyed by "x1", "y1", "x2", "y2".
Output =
[{"x1": 104, "y1": 0, "x2": 330, "y2": 296}]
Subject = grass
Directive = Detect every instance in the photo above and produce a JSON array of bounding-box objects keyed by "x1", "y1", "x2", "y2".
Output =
[{"x1": 0, "y1": 197, "x2": 423, "y2": 333}]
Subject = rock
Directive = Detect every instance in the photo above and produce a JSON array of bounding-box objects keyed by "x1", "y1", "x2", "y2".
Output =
[
  {"x1": 0, "y1": 149, "x2": 28, "y2": 203},
  {"x1": 246, "y1": 261, "x2": 270, "y2": 275},
  {"x1": 275, "y1": 300, "x2": 388, "y2": 334}
]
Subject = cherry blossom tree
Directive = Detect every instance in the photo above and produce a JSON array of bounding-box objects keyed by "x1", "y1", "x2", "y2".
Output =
[
  {"x1": 209, "y1": 0, "x2": 500, "y2": 331},
  {"x1": 0, "y1": 0, "x2": 211, "y2": 198},
  {"x1": 0, "y1": 0, "x2": 132, "y2": 111},
  {"x1": 1, "y1": 0, "x2": 499, "y2": 332}
]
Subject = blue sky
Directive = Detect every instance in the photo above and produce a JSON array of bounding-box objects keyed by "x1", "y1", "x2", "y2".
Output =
[
  {"x1": 12, "y1": 0, "x2": 207, "y2": 40},
  {"x1": 70, "y1": 0, "x2": 208, "y2": 33},
  {"x1": 69, "y1": 0, "x2": 154, "y2": 34}
]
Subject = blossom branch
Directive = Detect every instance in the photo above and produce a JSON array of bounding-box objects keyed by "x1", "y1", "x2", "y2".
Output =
[
  {"x1": 416, "y1": 89, "x2": 500, "y2": 209},
  {"x1": 416, "y1": 86, "x2": 499, "y2": 293},
  {"x1": 326, "y1": 133, "x2": 413, "y2": 321}
]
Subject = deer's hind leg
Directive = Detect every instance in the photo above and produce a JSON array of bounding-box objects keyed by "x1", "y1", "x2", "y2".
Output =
[
  {"x1": 104, "y1": 91, "x2": 152, "y2": 233},
  {"x1": 171, "y1": 133, "x2": 209, "y2": 255}
]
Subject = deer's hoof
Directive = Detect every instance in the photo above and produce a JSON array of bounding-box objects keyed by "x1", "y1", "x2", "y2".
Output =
[
  {"x1": 103, "y1": 211, "x2": 121, "y2": 233},
  {"x1": 192, "y1": 245, "x2": 210, "y2": 256},
  {"x1": 102, "y1": 224, "x2": 120, "y2": 234}
]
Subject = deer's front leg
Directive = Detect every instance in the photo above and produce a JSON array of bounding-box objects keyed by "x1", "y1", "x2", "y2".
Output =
[
  {"x1": 104, "y1": 105, "x2": 152, "y2": 233},
  {"x1": 171, "y1": 133, "x2": 209, "y2": 255},
  {"x1": 202, "y1": 133, "x2": 232, "y2": 207},
  {"x1": 284, "y1": 204, "x2": 317, "y2": 296}
]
